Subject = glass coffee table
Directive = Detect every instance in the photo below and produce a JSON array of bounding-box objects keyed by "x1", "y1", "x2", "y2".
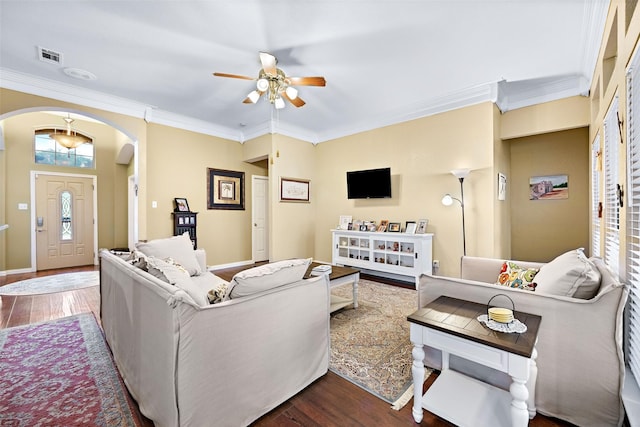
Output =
[{"x1": 305, "y1": 262, "x2": 359, "y2": 313}]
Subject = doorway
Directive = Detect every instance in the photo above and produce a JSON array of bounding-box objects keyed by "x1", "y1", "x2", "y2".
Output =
[
  {"x1": 252, "y1": 175, "x2": 269, "y2": 262},
  {"x1": 32, "y1": 171, "x2": 97, "y2": 270}
]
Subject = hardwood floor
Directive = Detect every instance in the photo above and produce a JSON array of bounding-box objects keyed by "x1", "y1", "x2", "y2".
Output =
[{"x1": 0, "y1": 265, "x2": 575, "y2": 427}]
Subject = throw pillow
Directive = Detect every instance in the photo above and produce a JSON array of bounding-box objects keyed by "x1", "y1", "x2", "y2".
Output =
[
  {"x1": 227, "y1": 258, "x2": 312, "y2": 299},
  {"x1": 126, "y1": 249, "x2": 149, "y2": 270},
  {"x1": 135, "y1": 232, "x2": 202, "y2": 276},
  {"x1": 207, "y1": 282, "x2": 228, "y2": 304},
  {"x1": 146, "y1": 256, "x2": 208, "y2": 306},
  {"x1": 533, "y1": 248, "x2": 601, "y2": 299},
  {"x1": 495, "y1": 261, "x2": 538, "y2": 291}
]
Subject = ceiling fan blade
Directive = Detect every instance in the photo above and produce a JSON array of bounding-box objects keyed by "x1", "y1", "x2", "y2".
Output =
[
  {"x1": 287, "y1": 76, "x2": 326, "y2": 87},
  {"x1": 243, "y1": 90, "x2": 265, "y2": 104},
  {"x1": 259, "y1": 52, "x2": 278, "y2": 76},
  {"x1": 283, "y1": 92, "x2": 305, "y2": 108},
  {"x1": 213, "y1": 72, "x2": 255, "y2": 80}
]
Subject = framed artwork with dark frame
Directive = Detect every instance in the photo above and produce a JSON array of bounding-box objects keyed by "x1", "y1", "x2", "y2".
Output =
[
  {"x1": 174, "y1": 198, "x2": 190, "y2": 212},
  {"x1": 207, "y1": 168, "x2": 245, "y2": 210},
  {"x1": 388, "y1": 222, "x2": 401, "y2": 232},
  {"x1": 280, "y1": 177, "x2": 310, "y2": 203}
]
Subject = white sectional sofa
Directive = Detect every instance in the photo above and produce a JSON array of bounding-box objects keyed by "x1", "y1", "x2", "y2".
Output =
[
  {"x1": 99, "y1": 234, "x2": 330, "y2": 427},
  {"x1": 417, "y1": 250, "x2": 628, "y2": 427}
]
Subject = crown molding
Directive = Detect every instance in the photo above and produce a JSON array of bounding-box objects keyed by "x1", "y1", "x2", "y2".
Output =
[
  {"x1": 496, "y1": 74, "x2": 589, "y2": 113},
  {"x1": 0, "y1": 68, "x2": 243, "y2": 142},
  {"x1": 580, "y1": 0, "x2": 610, "y2": 81},
  {"x1": 316, "y1": 82, "x2": 499, "y2": 143}
]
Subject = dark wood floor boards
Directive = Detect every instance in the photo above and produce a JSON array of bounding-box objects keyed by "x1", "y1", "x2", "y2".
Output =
[{"x1": 0, "y1": 263, "x2": 574, "y2": 426}]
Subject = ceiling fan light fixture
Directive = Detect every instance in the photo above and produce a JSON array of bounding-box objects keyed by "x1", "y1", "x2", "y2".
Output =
[
  {"x1": 247, "y1": 90, "x2": 260, "y2": 103},
  {"x1": 256, "y1": 78, "x2": 269, "y2": 92},
  {"x1": 285, "y1": 86, "x2": 298, "y2": 100},
  {"x1": 274, "y1": 97, "x2": 285, "y2": 109}
]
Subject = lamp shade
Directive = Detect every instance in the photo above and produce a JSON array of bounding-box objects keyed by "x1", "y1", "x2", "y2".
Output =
[
  {"x1": 247, "y1": 90, "x2": 260, "y2": 103},
  {"x1": 441, "y1": 194, "x2": 454, "y2": 206}
]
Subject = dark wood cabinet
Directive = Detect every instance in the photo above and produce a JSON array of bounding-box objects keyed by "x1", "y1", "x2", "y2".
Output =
[{"x1": 172, "y1": 211, "x2": 197, "y2": 249}]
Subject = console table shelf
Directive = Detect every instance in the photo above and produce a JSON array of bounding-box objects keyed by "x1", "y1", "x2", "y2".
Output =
[{"x1": 331, "y1": 229, "x2": 433, "y2": 285}]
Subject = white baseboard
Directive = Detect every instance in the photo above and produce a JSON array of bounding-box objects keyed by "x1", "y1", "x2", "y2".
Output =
[
  {"x1": 208, "y1": 259, "x2": 255, "y2": 271},
  {"x1": 1, "y1": 267, "x2": 36, "y2": 277}
]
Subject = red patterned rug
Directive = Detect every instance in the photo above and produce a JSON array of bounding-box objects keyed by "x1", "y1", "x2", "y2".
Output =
[{"x1": 0, "y1": 313, "x2": 140, "y2": 426}]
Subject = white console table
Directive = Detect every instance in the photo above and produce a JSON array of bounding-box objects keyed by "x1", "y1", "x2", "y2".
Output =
[{"x1": 331, "y1": 229, "x2": 433, "y2": 286}]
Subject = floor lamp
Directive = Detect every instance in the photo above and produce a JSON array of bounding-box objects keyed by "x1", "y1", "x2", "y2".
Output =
[{"x1": 442, "y1": 169, "x2": 470, "y2": 256}]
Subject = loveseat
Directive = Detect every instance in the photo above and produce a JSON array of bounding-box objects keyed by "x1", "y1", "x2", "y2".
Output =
[
  {"x1": 99, "y1": 234, "x2": 330, "y2": 427},
  {"x1": 417, "y1": 250, "x2": 628, "y2": 427}
]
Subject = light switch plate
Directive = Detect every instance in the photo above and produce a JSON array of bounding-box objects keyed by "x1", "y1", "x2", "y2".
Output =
[
  {"x1": 152, "y1": 201, "x2": 157, "y2": 208},
  {"x1": 18, "y1": 203, "x2": 28, "y2": 210}
]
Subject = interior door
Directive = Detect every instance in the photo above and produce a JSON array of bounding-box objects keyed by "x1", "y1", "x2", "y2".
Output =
[
  {"x1": 36, "y1": 174, "x2": 95, "y2": 270},
  {"x1": 252, "y1": 175, "x2": 269, "y2": 262}
]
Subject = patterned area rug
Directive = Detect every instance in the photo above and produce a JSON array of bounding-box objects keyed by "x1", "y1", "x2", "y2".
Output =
[
  {"x1": 330, "y1": 279, "x2": 431, "y2": 409},
  {"x1": 0, "y1": 313, "x2": 140, "y2": 426},
  {"x1": 0, "y1": 271, "x2": 99, "y2": 295}
]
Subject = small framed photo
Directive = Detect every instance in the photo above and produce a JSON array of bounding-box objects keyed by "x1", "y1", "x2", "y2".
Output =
[
  {"x1": 405, "y1": 221, "x2": 417, "y2": 234},
  {"x1": 377, "y1": 220, "x2": 389, "y2": 232},
  {"x1": 207, "y1": 168, "x2": 245, "y2": 210},
  {"x1": 174, "y1": 198, "x2": 190, "y2": 212},
  {"x1": 339, "y1": 215, "x2": 352, "y2": 230},
  {"x1": 388, "y1": 222, "x2": 401, "y2": 232},
  {"x1": 415, "y1": 219, "x2": 429, "y2": 234},
  {"x1": 280, "y1": 177, "x2": 310, "y2": 203}
]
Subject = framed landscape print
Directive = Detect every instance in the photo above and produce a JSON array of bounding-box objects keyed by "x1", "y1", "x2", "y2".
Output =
[
  {"x1": 529, "y1": 174, "x2": 568, "y2": 200},
  {"x1": 207, "y1": 168, "x2": 245, "y2": 210}
]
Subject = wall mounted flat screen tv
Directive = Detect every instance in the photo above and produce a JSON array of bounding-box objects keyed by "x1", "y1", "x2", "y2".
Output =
[{"x1": 346, "y1": 167, "x2": 392, "y2": 199}]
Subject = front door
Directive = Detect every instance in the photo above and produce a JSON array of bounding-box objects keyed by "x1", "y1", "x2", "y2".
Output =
[{"x1": 35, "y1": 173, "x2": 95, "y2": 270}]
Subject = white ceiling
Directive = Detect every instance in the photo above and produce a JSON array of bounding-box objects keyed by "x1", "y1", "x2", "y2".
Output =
[{"x1": 0, "y1": 1, "x2": 608, "y2": 144}]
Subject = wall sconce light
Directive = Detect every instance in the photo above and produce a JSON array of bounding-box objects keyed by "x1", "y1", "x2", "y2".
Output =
[{"x1": 442, "y1": 168, "x2": 470, "y2": 256}]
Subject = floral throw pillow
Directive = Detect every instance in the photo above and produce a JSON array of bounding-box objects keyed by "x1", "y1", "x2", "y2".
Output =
[{"x1": 495, "y1": 261, "x2": 538, "y2": 291}]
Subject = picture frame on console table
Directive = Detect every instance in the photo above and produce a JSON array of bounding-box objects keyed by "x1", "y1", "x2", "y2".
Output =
[
  {"x1": 388, "y1": 222, "x2": 401, "y2": 232},
  {"x1": 405, "y1": 221, "x2": 417, "y2": 234},
  {"x1": 207, "y1": 168, "x2": 245, "y2": 210},
  {"x1": 280, "y1": 177, "x2": 310, "y2": 203},
  {"x1": 415, "y1": 219, "x2": 429, "y2": 234},
  {"x1": 174, "y1": 197, "x2": 190, "y2": 212}
]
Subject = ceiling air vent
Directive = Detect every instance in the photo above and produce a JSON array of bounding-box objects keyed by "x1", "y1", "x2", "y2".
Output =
[{"x1": 37, "y1": 46, "x2": 63, "y2": 65}]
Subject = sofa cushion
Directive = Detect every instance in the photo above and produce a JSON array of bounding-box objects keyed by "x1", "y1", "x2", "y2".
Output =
[
  {"x1": 228, "y1": 258, "x2": 312, "y2": 299},
  {"x1": 135, "y1": 233, "x2": 202, "y2": 276},
  {"x1": 495, "y1": 261, "x2": 538, "y2": 291},
  {"x1": 533, "y1": 248, "x2": 601, "y2": 299},
  {"x1": 146, "y1": 256, "x2": 208, "y2": 306}
]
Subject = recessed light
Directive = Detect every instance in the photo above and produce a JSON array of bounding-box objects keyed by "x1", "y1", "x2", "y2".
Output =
[{"x1": 63, "y1": 67, "x2": 97, "y2": 81}]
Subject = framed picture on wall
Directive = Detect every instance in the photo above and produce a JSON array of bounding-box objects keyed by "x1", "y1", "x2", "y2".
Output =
[
  {"x1": 498, "y1": 173, "x2": 507, "y2": 201},
  {"x1": 280, "y1": 177, "x2": 310, "y2": 202},
  {"x1": 529, "y1": 174, "x2": 568, "y2": 200},
  {"x1": 207, "y1": 168, "x2": 245, "y2": 210}
]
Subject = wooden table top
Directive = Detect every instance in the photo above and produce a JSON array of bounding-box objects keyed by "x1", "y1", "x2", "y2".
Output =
[
  {"x1": 408, "y1": 296, "x2": 541, "y2": 358},
  {"x1": 304, "y1": 262, "x2": 359, "y2": 281}
]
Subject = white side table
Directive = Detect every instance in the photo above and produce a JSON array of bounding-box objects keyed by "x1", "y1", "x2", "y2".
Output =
[{"x1": 408, "y1": 296, "x2": 541, "y2": 427}]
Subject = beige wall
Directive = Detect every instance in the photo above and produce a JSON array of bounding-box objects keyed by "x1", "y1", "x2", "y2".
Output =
[
  {"x1": 145, "y1": 123, "x2": 267, "y2": 265},
  {"x1": 1, "y1": 111, "x2": 129, "y2": 270},
  {"x1": 269, "y1": 134, "x2": 317, "y2": 260},
  {"x1": 0, "y1": 82, "x2": 595, "y2": 275},
  {"x1": 314, "y1": 102, "x2": 498, "y2": 277},
  {"x1": 509, "y1": 127, "x2": 590, "y2": 262}
]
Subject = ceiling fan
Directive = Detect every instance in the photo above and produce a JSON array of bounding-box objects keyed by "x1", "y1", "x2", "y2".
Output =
[{"x1": 213, "y1": 52, "x2": 326, "y2": 109}]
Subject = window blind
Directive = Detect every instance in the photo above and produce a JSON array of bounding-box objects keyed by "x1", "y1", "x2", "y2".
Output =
[
  {"x1": 627, "y1": 59, "x2": 640, "y2": 385},
  {"x1": 592, "y1": 135, "x2": 601, "y2": 257},
  {"x1": 604, "y1": 96, "x2": 620, "y2": 274}
]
